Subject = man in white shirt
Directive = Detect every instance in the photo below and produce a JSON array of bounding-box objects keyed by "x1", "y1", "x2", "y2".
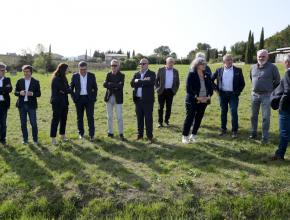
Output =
[
  {"x1": 155, "y1": 57, "x2": 180, "y2": 127},
  {"x1": 0, "y1": 62, "x2": 12, "y2": 145}
]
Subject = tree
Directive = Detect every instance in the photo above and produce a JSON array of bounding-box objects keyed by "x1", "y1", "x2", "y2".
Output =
[
  {"x1": 35, "y1": 43, "x2": 46, "y2": 55},
  {"x1": 127, "y1": 51, "x2": 131, "y2": 59},
  {"x1": 117, "y1": 49, "x2": 123, "y2": 54},
  {"x1": 230, "y1": 41, "x2": 247, "y2": 61},
  {"x1": 245, "y1": 31, "x2": 253, "y2": 64},
  {"x1": 132, "y1": 50, "x2": 135, "y2": 58},
  {"x1": 85, "y1": 49, "x2": 87, "y2": 61},
  {"x1": 259, "y1": 27, "x2": 265, "y2": 50},
  {"x1": 153, "y1": 46, "x2": 171, "y2": 58},
  {"x1": 196, "y1": 43, "x2": 211, "y2": 51},
  {"x1": 170, "y1": 52, "x2": 177, "y2": 59},
  {"x1": 222, "y1": 46, "x2": 227, "y2": 56},
  {"x1": 187, "y1": 50, "x2": 196, "y2": 60},
  {"x1": 206, "y1": 49, "x2": 210, "y2": 62},
  {"x1": 33, "y1": 55, "x2": 46, "y2": 73}
]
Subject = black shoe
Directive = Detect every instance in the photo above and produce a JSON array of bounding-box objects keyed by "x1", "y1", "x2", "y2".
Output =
[
  {"x1": 22, "y1": 140, "x2": 28, "y2": 145},
  {"x1": 219, "y1": 129, "x2": 227, "y2": 136},
  {"x1": 0, "y1": 140, "x2": 6, "y2": 145},
  {"x1": 107, "y1": 133, "x2": 114, "y2": 138},
  {"x1": 164, "y1": 121, "x2": 170, "y2": 127},
  {"x1": 261, "y1": 139, "x2": 268, "y2": 145},
  {"x1": 148, "y1": 137, "x2": 154, "y2": 143},
  {"x1": 89, "y1": 136, "x2": 94, "y2": 142},
  {"x1": 79, "y1": 135, "x2": 84, "y2": 140},
  {"x1": 119, "y1": 134, "x2": 126, "y2": 141},
  {"x1": 136, "y1": 135, "x2": 143, "y2": 140},
  {"x1": 249, "y1": 134, "x2": 257, "y2": 139},
  {"x1": 271, "y1": 155, "x2": 285, "y2": 161},
  {"x1": 157, "y1": 123, "x2": 163, "y2": 128}
]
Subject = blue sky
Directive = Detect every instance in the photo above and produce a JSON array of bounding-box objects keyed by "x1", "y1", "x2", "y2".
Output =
[{"x1": 1, "y1": 0, "x2": 289, "y2": 57}]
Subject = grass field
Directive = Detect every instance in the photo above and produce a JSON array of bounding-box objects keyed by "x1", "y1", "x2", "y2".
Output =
[{"x1": 0, "y1": 64, "x2": 289, "y2": 219}]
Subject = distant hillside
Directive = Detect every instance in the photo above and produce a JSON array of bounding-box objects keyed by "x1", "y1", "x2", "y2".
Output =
[{"x1": 265, "y1": 25, "x2": 290, "y2": 51}]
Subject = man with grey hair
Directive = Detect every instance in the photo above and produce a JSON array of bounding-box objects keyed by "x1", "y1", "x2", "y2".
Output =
[
  {"x1": 212, "y1": 54, "x2": 245, "y2": 138},
  {"x1": 0, "y1": 62, "x2": 12, "y2": 145},
  {"x1": 155, "y1": 57, "x2": 180, "y2": 127},
  {"x1": 71, "y1": 61, "x2": 98, "y2": 141},
  {"x1": 103, "y1": 59, "x2": 125, "y2": 141},
  {"x1": 271, "y1": 54, "x2": 290, "y2": 160},
  {"x1": 249, "y1": 49, "x2": 280, "y2": 143}
]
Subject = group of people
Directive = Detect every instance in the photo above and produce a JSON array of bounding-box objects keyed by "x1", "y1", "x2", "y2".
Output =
[{"x1": 0, "y1": 49, "x2": 289, "y2": 160}]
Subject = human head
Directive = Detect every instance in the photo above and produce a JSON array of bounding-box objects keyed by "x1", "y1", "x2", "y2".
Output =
[
  {"x1": 0, "y1": 62, "x2": 7, "y2": 78},
  {"x1": 223, "y1": 54, "x2": 233, "y2": 68},
  {"x1": 190, "y1": 57, "x2": 206, "y2": 72},
  {"x1": 166, "y1": 57, "x2": 175, "y2": 69},
  {"x1": 22, "y1": 65, "x2": 33, "y2": 78},
  {"x1": 78, "y1": 61, "x2": 88, "y2": 75},
  {"x1": 139, "y1": 58, "x2": 149, "y2": 72},
  {"x1": 257, "y1": 49, "x2": 269, "y2": 65},
  {"x1": 110, "y1": 59, "x2": 119, "y2": 73}
]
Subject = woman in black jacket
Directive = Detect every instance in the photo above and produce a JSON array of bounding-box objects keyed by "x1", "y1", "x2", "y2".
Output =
[
  {"x1": 50, "y1": 63, "x2": 70, "y2": 145},
  {"x1": 182, "y1": 58, "x2": 213, "y2": 144}
]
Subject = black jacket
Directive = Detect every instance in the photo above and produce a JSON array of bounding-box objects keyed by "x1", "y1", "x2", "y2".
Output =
[
  {"x1": 212, "y1": 66, "x2": 245, "y2": 96},
  {"x1": 0, "y1": 77, "x2": 13, "y2": 108},
  {"x1": 271, "y1": 69, "x2": 290, "y2": 113},
  {"x1": 103, "y1": 71, "x2": 125, "y2": 104},
  {"x1": 14, "y1": 77, "x2": 41, "y2": 109},
  {"x1": 130, "y1": 69, "x2": 156, "y2": 104},
  {"x1": 185, "y1": 71, "x2": 213, "y2": 104},
  {"x1": 70, "y1": 72, "x2": 98, "y2": 103},
  {"x1": 50, "y1": 76, "x2": 71, "y2": 106}
]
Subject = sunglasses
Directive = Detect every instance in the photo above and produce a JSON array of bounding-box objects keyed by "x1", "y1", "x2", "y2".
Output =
[
  {"x1": 111, "y1": 65, "x2": 118, "y2": 67},
  {"x1": 139, "y1": 63, "x2": 148, "y2": 66}
]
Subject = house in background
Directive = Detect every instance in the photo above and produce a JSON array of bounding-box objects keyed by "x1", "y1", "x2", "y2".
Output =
[
  {"x1": 105, "y1": 53, "x2": 127, "y2": 64},
  {"x1": 269, "y1": 47, "x2": 290, "y2": 63}
]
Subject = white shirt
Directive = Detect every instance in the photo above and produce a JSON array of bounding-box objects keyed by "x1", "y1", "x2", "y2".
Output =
[
  {"x1": 24, "y1": 79, "x2": 31, "y2": 101},
  {"x1": 80, "y1": 73, "x2": 88, "y2": 95},
  {"x1": 136, "y1": 71, "x2": 147, "y2": 98},
  {"x1": 165, "y1": 68, "x2": 174, "y2": 89},
  {"x1": 0, "y1": 77, "x2": 4, "y2": 101},
  {"x1": 221, "y1": 66, "x2": 234, "y2": 92}
]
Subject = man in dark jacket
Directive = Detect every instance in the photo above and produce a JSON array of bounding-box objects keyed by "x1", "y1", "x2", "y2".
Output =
[
  {"x1": 0, "y1": 62, "x2": 12, "y2": 145},
  {"x1": 15, "y1": 65, "x2": 41, "y2": 144},
  {"x1": 131, "y1": 58, "x2": 156, "y2": 143},
  {"x1": 155, "y1": 57, "x2": 180, "y2": 127},
  {"x1": 103, "y1": 59, "x2": 125, "y2": 140},
  {"x1": 71, "y1": 61, "x2": 98, "y2": 141},
  {"x1": 271, "y1": 54, "x2": 290, "y2": 160},
  {"x1": 212, "y1": 54, "x2": 245, "y2": 138}
]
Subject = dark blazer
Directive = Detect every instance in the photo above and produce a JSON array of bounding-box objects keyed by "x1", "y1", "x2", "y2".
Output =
[
  {"x1": 155, "y1": 67, "x2": 180, "y2": 95},
  {"x1": 130, "y1": 69, "x2": 156, "y2": 104},
  {"x1": 14, "y1": 77, "x2": 41, "y2": 109},
  {"x1": 185, "y1": 71, "x2": 213, "y2": 104},
  {"x1": 50, "y1": 76, "x2": 71, "y2": 106},
  {"x1": 212, "y1": 66, "x2": 245, "y2": 96},
  {"x1": 271, "y1": 69, "x2": 290, "y2": 113},
  {"x1": 70, "y1": 72, "x2": 98, "y2": 103},
  {"x1": 103, "y1": 71, "x2": 125, "y2": 104},
  {"x1": 0, "y1": 77, "x2": 13, "y2": 108}
]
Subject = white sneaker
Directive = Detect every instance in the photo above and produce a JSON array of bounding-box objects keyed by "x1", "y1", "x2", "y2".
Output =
[
  {"x1": 189, "y1": 134, "x2": 197, "y2": 142},
  {"x1": 182, "y1": 136, "x2": 190, "y2": 144},
  {"x1": 51, "y1": 138, "x2": 57, "y2": 145}
]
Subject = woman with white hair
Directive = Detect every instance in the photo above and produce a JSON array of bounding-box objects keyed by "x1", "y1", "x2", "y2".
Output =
[{"x1": 182, "y1": 58, "x2": 213, "y2": 144}]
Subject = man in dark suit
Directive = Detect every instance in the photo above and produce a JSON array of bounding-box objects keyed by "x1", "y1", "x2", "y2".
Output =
[
  {"x1": 0, "y1": 62, "x2": 12, "y2": 145},
  {"x1": 71, "y1": 61, "x2": 97, "y2": 141},
  {"x1": 212, "y1": 54, "x2": 245, "y2": 138},
  {"x1": 130, "y1": 58, "x2": 156, "y2": 143},
  {"x1": 155, "y1": 57, "x2": 180, "y2": 127},
  {"x1": 15, "y1": 65, "x2": 41, "y2": 144}
]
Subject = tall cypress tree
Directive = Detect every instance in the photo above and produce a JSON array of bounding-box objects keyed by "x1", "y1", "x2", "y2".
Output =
[
  {"x1": 245, "y1": 30, "x2": 252, "y2": 64},
  {"x1": 259, "y1": 27, "x2": 264, "y2": 50},
  {"x1": 250, "y1": 32, "x2": 255, "y2": 63}
]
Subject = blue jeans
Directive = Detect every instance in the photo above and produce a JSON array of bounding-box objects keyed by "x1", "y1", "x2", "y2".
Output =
[
  {"x1": 251, "y1": 93, "x2": 271, "y2": 140},
  {"x1": 219, "y1": 91, "x2": 239, "y2": 132},
  {"x1": 275, "y1": 111, "x2": 290, "y2": 158},
  {"x1": 19, "y1": 103, "x2": 38, "y2": 142}
]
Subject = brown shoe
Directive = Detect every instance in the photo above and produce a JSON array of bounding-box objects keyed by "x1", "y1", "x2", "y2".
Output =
[
  {"x1": 270, "y1": 155, "x2": 285, "y2": 161},
  {"x1": 136, "y1": 135, "x2": 143, "y2": 140},
  {"x1": 219, "y1": 129, "x2": 226, "y2": 136}
]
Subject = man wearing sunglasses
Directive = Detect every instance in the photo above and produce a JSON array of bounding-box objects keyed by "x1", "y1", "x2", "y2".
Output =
[
  {"x1": 0, "y1": 62, "x2": 12, "y2": 145},
  {"x1": 71, "y1": 61, "x2": 98, "y2": 141},
  {"x1": 130, "y1": 58, "x2": 156, "y2": 143}
]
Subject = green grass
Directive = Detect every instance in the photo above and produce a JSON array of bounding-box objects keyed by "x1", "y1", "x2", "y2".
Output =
[{"x1": 0, "y1": 64, "x2": 289, "y2": 219}]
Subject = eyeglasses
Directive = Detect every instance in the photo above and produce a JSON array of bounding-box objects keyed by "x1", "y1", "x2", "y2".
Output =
[{"x1": 139, "y1": 63, "x2": 148, "y2": 66}]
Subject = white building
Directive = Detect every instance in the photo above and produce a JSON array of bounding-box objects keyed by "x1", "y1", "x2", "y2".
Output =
[{"x1": 105, "y1": 53, "x2": 127, "y2": 64}]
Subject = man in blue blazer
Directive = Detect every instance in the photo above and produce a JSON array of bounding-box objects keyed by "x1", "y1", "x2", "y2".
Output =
[
  {"x1": 70, "y1": 61, "x2": 98, "y2": 141},
  {"x1": 0, "y1": 62, "x2": 12, "y2": 145},
  {"x1": 131, "y1": 58, "x2": 156, "y2": 143},
  {"x1": 15, "y1": 65, "x2": 41, "y2": 144}
]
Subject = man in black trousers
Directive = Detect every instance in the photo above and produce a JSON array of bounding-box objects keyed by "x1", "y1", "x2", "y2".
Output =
[
  {"x1": 71, "y1": 61, "x2": 98, "y2": 141},
  {"x1": 0, "y1": 62, "x2": 12, "y2": 145},
  {"x1": 155, "y1": 57, "x2": 180, "y2": 127},
  {"x1": 15, "y1": 65, "x2": 41, "y2": 145},
  {"x1": 131, "y1": 58, "x2": 156, "y2": 143}
]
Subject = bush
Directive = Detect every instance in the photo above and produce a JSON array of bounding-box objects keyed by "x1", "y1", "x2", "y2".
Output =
[{"x1": 120, "y1": 59, "x2": 138, "y2": 71}]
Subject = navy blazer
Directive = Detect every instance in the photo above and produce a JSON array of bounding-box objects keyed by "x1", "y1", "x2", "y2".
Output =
[
  {"x1": 103, "y1": 71, "x2": 125, "y2": 104},
  {"x1": 212, "y1": 66, "x2": 245, "y2": 96},
  {"x1": 185, "y1": 71, "x2": 213, "y2": 104},
  {"x1": 130, "y1": 69, "x2": 156, "y2": 104},
  {"x1": 0, "y1": 77, "x2": 13, "y2": 108},
  {"x1": 50, "y1": 76, "x2": 71, "y2": 106},
  {"x1": 14, "y1": 77, "x2": 41, "y2": 109},
  {"x1": 70, "y1": 72, "x2": 98, "y2": 103}
]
